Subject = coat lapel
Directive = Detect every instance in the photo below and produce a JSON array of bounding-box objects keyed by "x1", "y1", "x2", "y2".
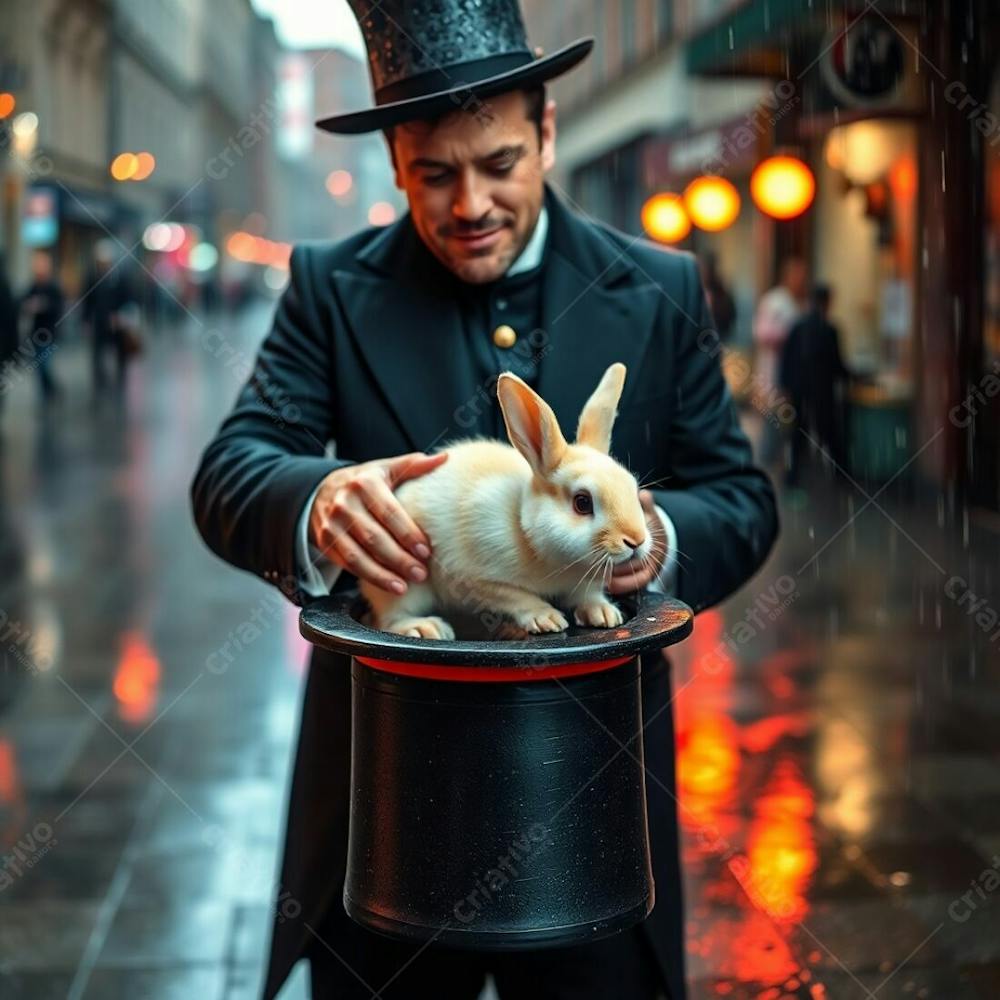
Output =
[
  {"x1": 332, "y1": 186, "x2": 662, "y2": 453},
  {"x1": 536, "y1": 188, "x2": 661, "y2": 439},
  {"x1": 333, "y1": 220, "x2": 479, "y2": 453}
]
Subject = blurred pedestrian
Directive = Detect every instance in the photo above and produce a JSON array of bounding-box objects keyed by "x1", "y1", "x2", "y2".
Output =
[
  {"x1": 0, "y1": 253, "x2": 19, "y2": 426},
  {"x1": 699, "y1": 252, "x2": 736, "y2": 343},
  {"x1": 82, "y1": 240, "x2": 133, "y2": 401},
  {"x1": 19, "y1": 249, "x2": 64, "y2": 405},
  {"x1": 753, "y1": 255, "x2": 807, "y2": 462},
  {"x1": 779, "y1": 283, "x2": 852, "y2": 487}
]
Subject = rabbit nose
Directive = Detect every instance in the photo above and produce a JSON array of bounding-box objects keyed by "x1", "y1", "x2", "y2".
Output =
[{"x1": 622, "y1": 535, "x2": 644, "y2": 553}]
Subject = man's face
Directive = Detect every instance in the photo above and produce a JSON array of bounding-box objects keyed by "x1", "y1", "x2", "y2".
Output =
[
  {"x1": 31, "y1": 252, "x2": 52, "y2": 282},
  {"x1": 782, "y1": 258, "x2": 808, "y2": 299},
  {"x1": 388, "y1": 90, "x2": 556, "y2": 284}
]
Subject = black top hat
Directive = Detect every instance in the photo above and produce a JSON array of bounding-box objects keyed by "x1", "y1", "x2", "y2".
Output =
[{"x1": 316, "y1": 0, "x2": 593, "y2": 135}]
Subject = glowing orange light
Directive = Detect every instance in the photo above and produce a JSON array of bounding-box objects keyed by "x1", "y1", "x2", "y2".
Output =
[
  {"x1": 325, "y1": 169, "x2": 353, "y2": 197},
  {"x1": 641, "y1": 192, "x2": 690, "y2": 244},
  {"x1": 226, "y1": 230, "x2": 292, "y2": 269},
  {"x1": 133, "y1": 152, "x2": 156, "y2": 180},
  {"x1": 227, "y1": 231, "x2": 256, "y2": 261},
  {"x1": 111, "y1": 152, "x2": 138, "y2": 181},
  {"x1": 677, "y1": 712, "x2": 741, "y2": 836},
  {"x1": 0, "y1": 93, "x2": 14, "y2": 119},
  {"x1": 683, "y1": 176, "x2": 741, "y2": 232},
  {"x1": 750, "y1": 156, "x2": 815, "y2": 220},
  {"x1": 889, "y1": 156, "x2": 917, "y2": 202},
  {"x1": 745, "y1": 758, "x2": 816, "y2": 923},
  {"x1": 113, "y1": 631, "x2": 161, "y2": 724},
  {"x1": 0, "y1": 739, "x2": 20, "y2": 805}
]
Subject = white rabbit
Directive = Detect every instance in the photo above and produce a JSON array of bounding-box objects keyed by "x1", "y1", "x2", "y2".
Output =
[{"x1": 361, "y1": 362, "x2": 653, "y2": 639}]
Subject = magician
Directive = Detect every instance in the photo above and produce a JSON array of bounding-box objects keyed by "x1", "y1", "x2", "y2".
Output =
[{"x1": 191, "y1": 1, "x2": 779, "y2": 997}]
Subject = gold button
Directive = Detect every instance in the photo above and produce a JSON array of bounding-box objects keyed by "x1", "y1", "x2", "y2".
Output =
[{"x1": 493, "y1": 324, "x2": 517, "y2": 348}]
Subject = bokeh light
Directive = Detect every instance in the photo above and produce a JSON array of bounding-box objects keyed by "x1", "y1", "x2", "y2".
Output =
[
  {"x1": 750, "y1": 156, "x2": 815, "y2": 220},
  {"x1": 133, "y1": 151, "x2": 156, "y2": 180},
  {"x1": 368, "y1": 201, "x2": 396, "y2": 226},
  {"x1": 641, "y1": 192, "x2": 691, "y2": 243},
  {"x1": 683, "y1": 176, "x2": 741, "y2": 232},
  {"x1": 111, "y1": 152, "x2": 138, "y2": 181},
  {"x1": 326, "y1": 169, "x2": 353, "y2": 197}
]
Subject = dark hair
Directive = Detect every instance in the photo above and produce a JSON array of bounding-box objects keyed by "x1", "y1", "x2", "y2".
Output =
[
  {"x1": 811, "y1": 283, "x2": 832, "y2": 310},
  {"x1": 384, "y1": 84, "x2": 546, "y2": 152}
]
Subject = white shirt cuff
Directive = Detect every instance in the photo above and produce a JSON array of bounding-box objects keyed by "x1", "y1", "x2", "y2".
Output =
[
  {"x1": 295, "y1": 480, "x2": 343, "y2": 598},
  {"x1": 646, "y1": 504, "x2": 678, "y2": 597}
]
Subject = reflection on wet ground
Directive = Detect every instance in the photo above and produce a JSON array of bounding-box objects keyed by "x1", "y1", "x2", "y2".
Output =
[{"x1": 0, "y1": 307, "x2": 998, "y2": 998}]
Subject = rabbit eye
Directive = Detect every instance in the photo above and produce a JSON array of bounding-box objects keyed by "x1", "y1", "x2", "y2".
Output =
[{"x1": 572, "y1": 491, "x2": 593, "y2": 515}]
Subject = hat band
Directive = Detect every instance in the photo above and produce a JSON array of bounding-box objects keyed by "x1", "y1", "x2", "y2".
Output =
[{"x1": 374, "y1": 50, "x2": 535, "y2": 106}]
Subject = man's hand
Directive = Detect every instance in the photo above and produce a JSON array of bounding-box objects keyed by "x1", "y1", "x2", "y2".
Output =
[
  {"x1": 308, "y1": 451, "x2": 448, "y2": 595},
  {"x1": 606, "y1": 489, "x2": 668, "y2": 596}
]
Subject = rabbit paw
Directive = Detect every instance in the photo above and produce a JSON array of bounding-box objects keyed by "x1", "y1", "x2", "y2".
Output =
[
  {"x1": 386, "y1": 616, "x2": 456, "y2": 640},
  {"x1": 574, "y1": 599, "x2": 624, "y2": 628},
  {"x1": 510, "y1": 604, "x2": 569, "y2": 634}
]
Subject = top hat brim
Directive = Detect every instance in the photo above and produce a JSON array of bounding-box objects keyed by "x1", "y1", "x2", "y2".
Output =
[{"x1": 315, "y1": 37, "x2": 594, "y2": 135}]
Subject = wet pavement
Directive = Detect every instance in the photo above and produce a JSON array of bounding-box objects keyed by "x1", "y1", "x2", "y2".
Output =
[{"x1": 0, "y1": 303, "x2": 998, "y2": 999}]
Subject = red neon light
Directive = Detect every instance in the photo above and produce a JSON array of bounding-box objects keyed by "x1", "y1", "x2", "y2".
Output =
[{"x1": 354, "y1": 655, "x2": 632, "y2": 683}]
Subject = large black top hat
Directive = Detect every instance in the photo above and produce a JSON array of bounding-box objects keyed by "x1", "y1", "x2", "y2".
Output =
[{"x1": 316, "y1": 0, "x2": 593, "y2": 135}]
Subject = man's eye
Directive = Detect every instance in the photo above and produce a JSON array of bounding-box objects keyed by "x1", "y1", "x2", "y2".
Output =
[
  {"x1": 491, "y1": 161, "x2": 515, "y2": 175},
  {"x1": 424, "y1": 174, "x2": 450, "y2": 186}
]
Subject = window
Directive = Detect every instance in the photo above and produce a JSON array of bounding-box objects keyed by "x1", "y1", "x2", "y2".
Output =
[
  {"x1": 657, "y1": 0, "x2": 673, "y2": 40},
  {"x1": 621, "y1": 0, "x2": 636, "y2": 67}
]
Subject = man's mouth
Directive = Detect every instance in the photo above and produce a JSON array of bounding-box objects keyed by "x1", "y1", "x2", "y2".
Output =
[{"x1": 448, "y1": 225, "x2": 506, "y2": 250}]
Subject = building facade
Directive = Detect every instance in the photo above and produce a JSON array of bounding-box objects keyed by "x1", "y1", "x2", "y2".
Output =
[{"x1": 0, "y1": 0, "x2": 297, "y2": 307}]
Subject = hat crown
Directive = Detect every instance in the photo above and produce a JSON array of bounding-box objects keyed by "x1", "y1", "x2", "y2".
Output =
[{"x1": 348, "y1": 0, "x2": 532, "y2": 95}]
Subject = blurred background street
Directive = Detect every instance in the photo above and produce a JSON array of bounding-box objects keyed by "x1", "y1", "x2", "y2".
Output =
[{"x1": 2, "y1": 1, "x2": 1000, "y2": 997}]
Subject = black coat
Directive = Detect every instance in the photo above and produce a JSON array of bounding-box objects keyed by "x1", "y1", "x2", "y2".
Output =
[
  {"x1": 82, "y1": 268, "x2": 131, "y2": 338},
  {"x1": 191, "y1": 185, "x2": 778, "y2": 1000},
  {"x1": 779, "y1": 309, "x2": 851, "y2": 423},
  {"x1": 0, "y1": 268, "x2": 17, "y2": 366},
  {"x1": 20, "y1": 280, "x2": 64, "y2": 338}
]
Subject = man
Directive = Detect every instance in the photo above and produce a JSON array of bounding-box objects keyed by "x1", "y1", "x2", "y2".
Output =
[
  {"x1": 779, "y1": 283, "x2": 852, "y2": 486},
  {"x1": 698, "y1": 252, "x2": 736, "y2": 344},
  {"x1": 752, "y1": 255, "x2": 807, "y2": 464},
  {"x1": 0, "y1": 253, "x2": 18, "y2": 418},
  {"x1": 191, "y1": 2, "x2": 778, "y2": 997},
  {"x1": 19, "y1": 249, "x2": 64, "y2": 404},
  {"x1": 82, "y1": 240, "x2": 133, "y2": 400}
]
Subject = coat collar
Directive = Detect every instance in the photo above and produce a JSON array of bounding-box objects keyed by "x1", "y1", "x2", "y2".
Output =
[{"x1": 336, "y1": 184, "x2": 658, "y2": 454}]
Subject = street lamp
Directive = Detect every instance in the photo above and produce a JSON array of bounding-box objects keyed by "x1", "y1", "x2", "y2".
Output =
[
  {"x1": 750, "y1": 156, "x2": 816, "y2": 220},
  {"x1": 641, "y1": 193, "x2": 690, "y2": 244},
  {"x1": 683, "y1": 176, "x2": 741, "y2": 232}
]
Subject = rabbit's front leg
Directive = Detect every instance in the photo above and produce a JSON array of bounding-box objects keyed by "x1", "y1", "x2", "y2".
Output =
[
  {"x1": 571, "y1": 585, "x2": 624, "y2": 628},
  {"x1": 459, "y1": 579, "x2": 568, "y2": 635},
  {"x1": 361, "y1": 579, "x2": 456, "y2": 640}
]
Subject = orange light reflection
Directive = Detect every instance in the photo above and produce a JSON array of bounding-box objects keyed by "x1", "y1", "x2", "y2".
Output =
[{"x1": 113, "y1": 631, "x2": 161, "y2": 724}]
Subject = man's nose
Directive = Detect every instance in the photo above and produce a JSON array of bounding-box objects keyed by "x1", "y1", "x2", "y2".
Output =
[{"x1": 452, "y1": 174, "x2": 492, "y2": 222}]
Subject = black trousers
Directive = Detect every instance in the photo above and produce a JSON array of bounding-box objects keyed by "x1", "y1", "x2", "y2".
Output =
[
  {"x1": 92, "y1": 327, "x2": 127, "y2": 394},
  {"x1": 307, "y1": 904, "x2": 666, "y2": 1000}
]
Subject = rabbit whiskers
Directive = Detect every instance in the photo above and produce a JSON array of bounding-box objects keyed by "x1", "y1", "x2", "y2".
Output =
[{"x1": 570, "y1": 549, "x2": 613, "y2": 597}]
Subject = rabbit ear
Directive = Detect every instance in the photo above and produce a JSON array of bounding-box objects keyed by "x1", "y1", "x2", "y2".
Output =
[
  {"x1": 576, "y1": 362, "x2": 626, "y2": 454},
  {"x1": 497, "y1": 373, "x2": 567, "y2": 477}
]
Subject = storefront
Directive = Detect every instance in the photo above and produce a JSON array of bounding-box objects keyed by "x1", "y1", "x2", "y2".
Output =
[
  {"x1": 639, "y1": 115, "x2": 778, "y2": 349},
  {"x1": 21, "y1": 181, "x2": 133, "y2": 302},
  {"x1": 683, "y1": 0, "x2": 992, "y2": 493},
  {"x1": 972, "y1": 66, "x2": 1000, "y2": 512}
]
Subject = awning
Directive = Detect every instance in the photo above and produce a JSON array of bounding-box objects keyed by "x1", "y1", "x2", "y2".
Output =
[{"x1": 686, "y1": 0, "x2": 915, "y2": 78}]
